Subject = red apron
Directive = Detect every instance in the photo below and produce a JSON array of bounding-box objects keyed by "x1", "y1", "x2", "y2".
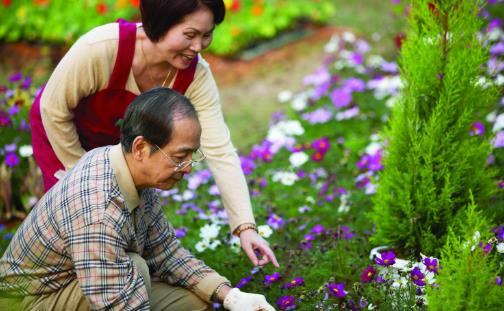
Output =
[{"x1": 30, "y1": 19, "x2": 198, "y2": 191}]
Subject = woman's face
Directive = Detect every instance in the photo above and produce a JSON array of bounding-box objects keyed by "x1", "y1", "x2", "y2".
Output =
[{"x1": 155, "y1": 7, "x2": 215, "y2": 69}]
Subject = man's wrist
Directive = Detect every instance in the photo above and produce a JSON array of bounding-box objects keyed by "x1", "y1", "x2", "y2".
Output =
[{"x1": 211, "y1": 282, "x2": 232, "y2": 303}]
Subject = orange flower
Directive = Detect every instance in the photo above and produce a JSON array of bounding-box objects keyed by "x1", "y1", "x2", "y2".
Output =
[
  {"x1": 251, "y1": 5, "x2": 263, "y2": 16},
  {"x1": 33, "y1": 0, "x2": 49, "y2": 6},
  {"x1": 96, "y1": 2, "x2": 108, "y2": 15},
  {"x1": 230, "y1": 0, "x2": 240, "y2": 12},
  {"x1": 230, "y1": 26, "x2": 241, "y2": 36},
  {"x1": 130, "y1": 0, "x2": 140, "y2": 7}
]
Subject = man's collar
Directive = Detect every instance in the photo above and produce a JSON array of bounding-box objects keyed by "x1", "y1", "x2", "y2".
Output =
[{"x1": 110, "y1": 144, "x2": 140, "y2": 212}]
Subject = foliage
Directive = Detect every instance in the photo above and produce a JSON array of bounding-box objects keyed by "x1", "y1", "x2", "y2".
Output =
[
  {"x1": 0, "y1": 0, "x2": 336, "y2": 56},
  {"x1": 370, "y1": 0, "x2": 502, "y2": 257},
  {"x1": 427, "y1": 197, "x2": 503, "y2": 311},
  {"x1": 0, "y1": 73, "x2": 43, "y2": 220}
]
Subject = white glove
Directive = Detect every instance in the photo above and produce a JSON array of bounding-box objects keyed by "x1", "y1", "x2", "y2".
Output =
[
  {"x1": 223, "y1": 288, "x2": 275, "y2": 311},
  {"x1": 54, "y1": 170, "x2": 66, "y2": 180}
]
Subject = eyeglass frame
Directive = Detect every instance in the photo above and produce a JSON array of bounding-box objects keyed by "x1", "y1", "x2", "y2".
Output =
[{"x1": 153, "y1": 144, "x2": 206, "y2": 172}]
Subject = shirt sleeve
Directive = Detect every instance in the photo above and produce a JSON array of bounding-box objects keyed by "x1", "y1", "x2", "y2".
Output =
[
  {"x1": 143, "y1": 202, "x2": 230, "y2": 303},
  {"x1": 40, "y1": 29, "x2": 114, "y2": 170},
  {"x1": 185, "y1": 61, "x2": 256, "y2": 232},
  {"x1": 67, "y1": 221, "x2": 150, "y2": 310}
]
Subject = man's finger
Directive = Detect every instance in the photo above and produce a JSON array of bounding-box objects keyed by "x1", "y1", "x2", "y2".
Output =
[{"x1": 243, "y1": 243, "x2": 259, "y2": 266}]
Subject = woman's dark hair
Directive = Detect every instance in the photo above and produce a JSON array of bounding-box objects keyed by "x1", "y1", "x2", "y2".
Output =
[
  {"x1": 140, "y1": 0, "x2": 226, "y2": 42},
  {"x1": 120, "y1": 87, "x2": 198, "y2": 153}
]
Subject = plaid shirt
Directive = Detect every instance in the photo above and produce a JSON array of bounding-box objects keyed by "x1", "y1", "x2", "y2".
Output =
[{"x1": 0, "y1": 145, "x2": 228, "y2": 310}]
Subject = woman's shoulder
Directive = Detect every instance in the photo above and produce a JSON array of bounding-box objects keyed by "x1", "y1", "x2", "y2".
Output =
[{"x1": 79, "y1": 23, "x2": 120, "y2": 46}]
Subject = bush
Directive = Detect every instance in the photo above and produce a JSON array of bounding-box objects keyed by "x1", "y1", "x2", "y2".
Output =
[{"x1": 370, "y1": 0, "x2": 501, "y2": 257}]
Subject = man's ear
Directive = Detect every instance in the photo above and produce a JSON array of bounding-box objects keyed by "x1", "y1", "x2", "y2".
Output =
[{"x1": 131, "y1": 136, "x2": 149, "y2": 161}]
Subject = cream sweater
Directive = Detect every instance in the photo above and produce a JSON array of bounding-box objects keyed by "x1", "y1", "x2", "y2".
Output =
[{"x1": 40, "y1": 23, "x2": 254, "y2": 231}]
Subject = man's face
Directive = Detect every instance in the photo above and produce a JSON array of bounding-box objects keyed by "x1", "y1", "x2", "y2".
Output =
[{"x1": 142, "y1": 117, "x2": 202, "y2": 190}]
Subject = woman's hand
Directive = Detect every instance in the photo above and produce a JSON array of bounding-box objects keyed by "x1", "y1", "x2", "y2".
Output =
[{"x1": 239, "y1": 229, "x2": 279, "y2": 268}]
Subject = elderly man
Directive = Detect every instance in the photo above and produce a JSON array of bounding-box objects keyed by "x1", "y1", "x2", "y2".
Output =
[{"x1": 0, "y1": 88, "x2": 274, "y2": 311}]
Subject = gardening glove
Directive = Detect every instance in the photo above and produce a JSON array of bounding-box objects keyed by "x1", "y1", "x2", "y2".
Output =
[{"x1": 223, "y1": 288, "x2": 275, "y2": 311}]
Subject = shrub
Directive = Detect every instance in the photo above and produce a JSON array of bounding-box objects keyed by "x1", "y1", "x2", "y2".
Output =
[{"x1": 370, "y1": 0, "x2": 501, "y2": 256}]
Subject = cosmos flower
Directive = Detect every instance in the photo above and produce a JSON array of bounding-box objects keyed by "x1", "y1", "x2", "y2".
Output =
[
  {"x1": 264, "y1": 272, "x2": 281, "y2": 285},
  {"x1": 276, "y1": 295, "x2": 296, "y2": 310},
  {"x1": 326, "y1": 283, "x2": 347, "y2": 298},
  {"x1": 375, "y1": 250, "x2": 396, "y2": 266}
]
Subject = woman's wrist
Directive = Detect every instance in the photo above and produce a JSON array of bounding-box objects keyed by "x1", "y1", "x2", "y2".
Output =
[
  {"x1": 233, "y1": 223, "x2": 258, "y2": 237},
  {"x1": 211, "y1": 282, "x2": 232, "y2": 303}
]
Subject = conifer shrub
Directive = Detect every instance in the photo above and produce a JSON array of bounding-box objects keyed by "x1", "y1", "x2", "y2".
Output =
[
  {"x1": 427, "y1": 198, "x2": 502, "y2": 311},
  {"x1": 370, "y1": 0, "x2": 500, "y2": 256}
]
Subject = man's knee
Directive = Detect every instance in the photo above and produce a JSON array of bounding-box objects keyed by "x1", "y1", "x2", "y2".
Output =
[{"x1": 150, "y1": 282, "x2": 213, "y2": 311}]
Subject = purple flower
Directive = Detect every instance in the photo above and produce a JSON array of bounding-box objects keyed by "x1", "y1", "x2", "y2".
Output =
[
  {"x1": 302, "y1": 107, "x2": 332, "y2": 124},
  {"x1": 267, "y1": 214, "x2": 286, "y2": 230},
  {"x1": 20, "y1": 76, "x2": 32, "y2": 89},
  {"x1": 492, "y1": 131, "x2": 504, "y2": 148},
  {"x1": 490, "y1": 42, "x2": 504, "y2": 55},
  {"x1": 0, "y1": 111, "x2": 11, "y2": 127},
  {"x1": 283, "y1": 277, "x2": 304, "y2": 289},
  {"x1": 375, "y1": 250, "x2": 396, "y2": 266},
  {"x1": 7, "y1": 105, "x2": 20, "y2": 116},
  {"x1": 4, "y1": 153, "x2": 20, "y2": 167},
  {"x1": 4, "y1": 144, "x2": 16, "y2": 153},
  {"x1": 276, "y1": 295, "x2": 296, "y2": 311},
  {"x1": 356, "y1": 154, "x2": 370, "y2": 170},
  {"x1": 340, "y1": 225, "x2": 356, "y2": 240},
  {"x1": 174, "y1": 227, "x2": 188, "y2": 238},
  {"x1": 351, "y1": 53, "x2": 364, "y2": 65},
  {"x1": 423, "y1": 257, "x2": 439, "y2": 274},
  {"x1": 330, "y1": 88, "x2": 352, "y2": 109},
  {"x1": 240, "y1": 156, "x2": 256, "y2": 175},
  {"x1": 326, "y1": 283, "x2": 347, "y2": 298},
  {"x1": 381, "y1": 61, "x2": 399, "y2": 73},
  {"x1": 304, "y1": 234, "x2": 315, "y2": 241},
  {"x1": 494, "y1": 226, "x2": 504, "y2": 241},
  {"x1": 479, "y1": 242, "x2": 492, "y2": 254},
  {"x1": 236, "y1": 276, "x2": 253, "y2": 289},
  {"x1": 312, "y1": 81, "x2": 331, "y2": 100},
  {"x1": 342, "y1": 78, "x2": 365, "y2": 92},
  {"x1": 470, "y1": 122, "x2": 485, "y2": 136},
  {"x1": 3, "y1": 232, "x2": 13, "y2": 240},
  {"x1": 8, "y1": 72, "x2": 22, "y2": 83},
  {"x1": 311, "y1": 224, "x2": 325, "y2": 235},
  {"x1": 300, "y1": 240, "x2": 312, "y2": 250},
  {"x1": 488, "y1": 19, "x2": 502, "y2": 32},
  {"x1": 264, "y1": 272, "x2": 281, "y2": 285},
  {"x1": 411, "y1": 267, "x2": 426, "y2": 286},
  {"x1": 311, "y1": 137, "x2": 330, "y2": 153},
  {"x1": 250, "y1": 141, "x2": 273, "y2": 162},
  {"x1": 303, "y1": 67, "x2": 330, "y2": 86},
  {"x1": 497, "y1": 276, "x2": 502, "y2": 285},
  {"x1": 360, "y1": 265, "x2": 377, "y2": 283}
]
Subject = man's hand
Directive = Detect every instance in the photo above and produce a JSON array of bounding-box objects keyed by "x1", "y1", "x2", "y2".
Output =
[
  {"x1": 223, "y1": 288, "x2": 276, "y2": 311},
  {"x1": 239, "y1": 229, "x2": 279, "y2": 268}
]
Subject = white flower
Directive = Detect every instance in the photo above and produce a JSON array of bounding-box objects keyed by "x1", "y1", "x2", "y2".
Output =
[
  {"x1": 342, "y1": 31, "x2": 356, "y2": 43},
  {"x1": 486, "y1": 111, "x2": 497, "y2": 123},
  {"x1": 476, "y1": 76, "x2": 492, "y2": 89},
  {"x1": 195, "y1": 240, "x2": 209, "y2": 253},
  {"x1": 289, "y1": 152, "x2": 309, "y2": 167},
  {"x1": 497, "y1": 242, "x2": 504, "y2": 253},
  {"x1": 488, "y1": 27, "x2": 504, "y2": 42},
  {"x1": 324, "y1": 35, "x2": 340, "y2": 53},
  {"x1": 365, "y1": 142, "x2": 382, "y2": 155},
  {"x1": 272, "y1": 171, "x2": 299, "y2": 186},
  {"x1": 391, "y1": 276, "x2": 409, "y2": 290},
  {"x1": 257, "y1": 225, "x2": 273, "y2": 238},
  {"x1": 172, "y1": 190, "x2": 195, "y2": 202},
  {"x1": 277, "y1": 90, "x2": 293, "y2": 103},
  {"x1": 19, "y1": 145, "x2": 33, "y2": 158},
  {"x1": 208, "y1": 240, "x2": 221, "y2": 250},
  {"x1": 493, "y1": 113, "x2": 504, "y2": 132},
  {"x1": 199, "y1": 223, "x2": 221, "y2": 240},
  {"x1": 496, "y1": 74, "x2": 504, "y2": 86},
  {"x1": 367, "y1": 55, "x2": 385, "y2": 68},
  {"x1": 291, "y1": 93, "x2": 309, "y2": 111},
  {"x1": 305, "y1": 196, "x2": 316, "y2": 204},
  {"x1": 228, "y1": 235, "x2": 241, "y2": 253},
  {"x1": 338, "y1": 194, "x2": 350, "y2": 213}
]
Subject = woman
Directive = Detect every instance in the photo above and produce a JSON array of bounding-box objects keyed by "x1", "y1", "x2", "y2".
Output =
[{"x1": 30, "y1": 0, "x2": 278, "y2": 268}]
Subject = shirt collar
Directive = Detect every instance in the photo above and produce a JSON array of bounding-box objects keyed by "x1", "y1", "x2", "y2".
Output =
[{"x1": 110, "y1": 144, "x2": 140, "y2": 212}]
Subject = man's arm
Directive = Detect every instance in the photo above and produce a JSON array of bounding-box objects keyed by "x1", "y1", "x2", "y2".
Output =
[
  {"x1": 142, "y1": 203, "x2": 229, "y2": 303},
  {"x1": 67, "y1": 222, "x2": 150, "y2": 310}
]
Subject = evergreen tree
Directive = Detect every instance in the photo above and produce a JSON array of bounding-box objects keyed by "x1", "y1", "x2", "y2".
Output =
[{"x1": 370, "y1": 0, "x2": 500, "y2": 256}]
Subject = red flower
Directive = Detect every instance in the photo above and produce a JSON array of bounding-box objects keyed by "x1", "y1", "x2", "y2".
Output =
[
  {"x1": 230, "y1": 0, "x2": 240, "y2": 12},
  {"x1": 33, "y1": 0, "x2": 49, "y2": 6},
  {"x1": 2, "y1": 0, "x2": 12, "y2": 7},
  {"x1": 129, "y1": 0, "x2": 140, "y2": 7},
  {"x1": 394, "y1": 32, "x2": 406, "y2": 49},
  {"x1": 360, "y1": 265, "x2": 377, "y2": 283},
  {"x1": 96, "y1": 2, "x2": 108, "y2": 15}
]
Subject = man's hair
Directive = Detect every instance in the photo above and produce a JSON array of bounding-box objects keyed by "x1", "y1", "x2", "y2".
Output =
[
  {"x1": 140, "y1": 0, "x2": 226, "y2": 43},
  {"x1": 120, "y1": 87, "x2": 198, "y2": 153}
]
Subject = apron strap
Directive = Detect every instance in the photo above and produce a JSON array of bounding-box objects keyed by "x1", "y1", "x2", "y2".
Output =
[
  {"x1": 109, "y1": 19, "x2": 137, "y2": 90},
  {"x1": 172, "y1": 55, "x2": 198, "y2": 94}
]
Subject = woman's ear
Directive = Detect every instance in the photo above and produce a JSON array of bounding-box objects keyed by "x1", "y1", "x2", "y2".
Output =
[{"x1": 131, "y1": 136, "x2": 149, "y2": 161}]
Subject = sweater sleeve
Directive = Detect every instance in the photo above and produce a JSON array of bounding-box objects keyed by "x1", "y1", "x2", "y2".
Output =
[
  {"x1": 40, "y1": 25, "x2": 117, "y2": 170},
  {"x1": 185, "y1": 60, "x2": 255, "y2": 232}
]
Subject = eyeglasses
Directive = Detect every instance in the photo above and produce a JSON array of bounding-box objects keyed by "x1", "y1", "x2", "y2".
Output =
[{"x1": 154, "y1": 144, "x2": 206, "y2": 172}]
